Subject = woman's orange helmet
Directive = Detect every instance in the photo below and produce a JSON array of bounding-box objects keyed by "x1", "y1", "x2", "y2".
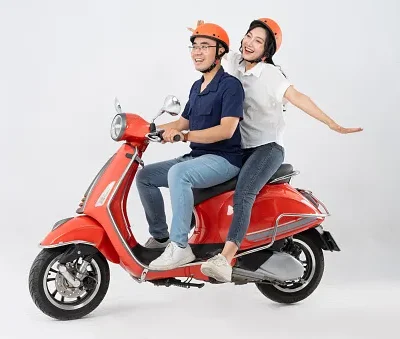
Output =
[
  {"x1": 252, "y1": 18, "x2": 282, "y2": 52},
  {"x1": 190, "y1": 23, "x2": 230, "y2": 53}
]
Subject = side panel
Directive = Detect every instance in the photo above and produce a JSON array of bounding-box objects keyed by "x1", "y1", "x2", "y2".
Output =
[
  {"x1": 40, "y1": 215, "x2": 120, "y2": 263},
  {"x1": 239, "y1": 184, "x2": 323, "y2": 249},
  {"x1": 190, "y1": 183, "x2": 325, "y2": 251},
  {"x1": 82, "y1": 144, "x2": 145, "y2": 277}
]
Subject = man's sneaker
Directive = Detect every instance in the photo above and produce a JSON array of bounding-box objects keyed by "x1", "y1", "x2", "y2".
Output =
[
  {"x1": 144, "y1": 237, "x2": 171, "y2": 249},
  {"x1": 200, "y1": 254, "x2": 232, "y2": 282},
  {"x1": 149, "y1": 242, "x2": 196, "y2": 270}
]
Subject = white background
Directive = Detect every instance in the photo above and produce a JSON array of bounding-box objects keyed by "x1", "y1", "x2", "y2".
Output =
[{"x1": 1, "y1": 0, "x2": 399, "y2": 337}]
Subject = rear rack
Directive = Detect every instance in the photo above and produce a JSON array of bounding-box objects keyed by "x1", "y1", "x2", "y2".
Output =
[{"x1": 269, "y1": 170, "x2": 300, "y2": 184}]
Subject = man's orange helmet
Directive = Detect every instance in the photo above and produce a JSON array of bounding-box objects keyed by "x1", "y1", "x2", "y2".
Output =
[{"x1": 190, "y1": 23, "x2": 230, "y2": 53}]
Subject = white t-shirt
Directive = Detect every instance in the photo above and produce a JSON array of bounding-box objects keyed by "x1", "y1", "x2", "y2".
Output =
[{"x1": 222, "y1": 51, "x2": 292, "y2": 149}]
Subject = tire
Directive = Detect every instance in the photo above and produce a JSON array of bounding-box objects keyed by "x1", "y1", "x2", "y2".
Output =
[
  {"x1": 28, "y1": 247, "x2": 110, "y2": 320},
  {"x1": 256, "y1": 232, "x2": 324, "y2": 304}
]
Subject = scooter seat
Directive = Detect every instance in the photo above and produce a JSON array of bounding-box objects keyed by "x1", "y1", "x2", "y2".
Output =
[{"x1": 192, "y1": 163, "x2": 294, "y2": 206}]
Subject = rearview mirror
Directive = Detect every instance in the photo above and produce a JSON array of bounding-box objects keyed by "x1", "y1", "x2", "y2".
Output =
[
  {"x1": 114, "y1": 97, "x2": 123, "y2": 114},
  {"x1": 161, "y1": 95, "x2": 181, "y2": 116},
  {"x1": 152, "y1": 95, "x2": 181, "y2": 122}
]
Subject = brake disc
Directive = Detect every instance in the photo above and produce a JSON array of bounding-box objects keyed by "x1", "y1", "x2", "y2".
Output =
[{"x1": 55, "y1": 272, "x2": 85, "y2": 298}]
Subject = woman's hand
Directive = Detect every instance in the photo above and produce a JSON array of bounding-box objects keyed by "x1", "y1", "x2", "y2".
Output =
[
  {"x1": 187, "y1": 20, "x2": 204, "y2": 33},
  {"x1": 328, "y1": 122, "x2": 363, "y2": 134}
]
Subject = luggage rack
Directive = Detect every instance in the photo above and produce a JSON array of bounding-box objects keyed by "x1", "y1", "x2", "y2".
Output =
[{"x1": 269, "y1": 170, "x2": 300, "y2": 184}]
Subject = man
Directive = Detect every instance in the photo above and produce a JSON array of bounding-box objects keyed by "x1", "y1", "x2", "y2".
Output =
[{"x1": 136, "y1": 23, "x2": 245, "y2": 270}]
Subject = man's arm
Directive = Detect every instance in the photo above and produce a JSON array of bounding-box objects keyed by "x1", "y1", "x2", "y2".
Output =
[
  {"x1": 184, "y1": 80, "x2": 244, "y2": 143},
  {"x1": 185, "y1": 117, "x2": 239, "y2": 143},
  {"x1": 158, "y1": 116, "x2": 189, "y2": 131}
]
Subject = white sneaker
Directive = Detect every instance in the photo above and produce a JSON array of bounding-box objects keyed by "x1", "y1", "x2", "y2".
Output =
[
  {"x1": 200, "y1": 254, "x2": 232, "y2": 282},
  {"x1": 149, "y1": 242, "x2": 196, "y2": 270},
  {"x1": 144, "y1": 237, "x2": 171, "y2": 249}
]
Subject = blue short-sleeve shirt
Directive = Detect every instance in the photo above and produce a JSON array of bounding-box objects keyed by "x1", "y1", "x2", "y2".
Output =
[{"x1": 181, "y1": 67, "x2": 244, "y2": 168}]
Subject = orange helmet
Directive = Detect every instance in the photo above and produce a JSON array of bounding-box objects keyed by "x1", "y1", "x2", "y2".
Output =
[
  {"x1": 190, "y1": 23, "x2": 229, "y2": 53},
  {"x1": 251, "y1": 18, "x2": 282, "y2": 52}
]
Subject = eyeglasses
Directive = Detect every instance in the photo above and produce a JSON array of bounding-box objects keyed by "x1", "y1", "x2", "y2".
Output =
[{"x1": 188, "y1": 45, "x2": 217, "y2": 53}]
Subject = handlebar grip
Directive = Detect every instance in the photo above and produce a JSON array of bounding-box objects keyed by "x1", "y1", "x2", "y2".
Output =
[
  {"x1": 156, "y1": 129, "x2": 165, "y2": 140},
  {"x1": 173, "y1": 134, "x2": 181, "y2": 142}
]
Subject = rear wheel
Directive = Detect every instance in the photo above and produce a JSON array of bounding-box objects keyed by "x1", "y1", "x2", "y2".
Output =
[
  {"x1": 28, "y1": 247, "x2": 110, "y2": 320},
  {"x1": 256, "y1": 233, "x2": 324, "y2": 304}
]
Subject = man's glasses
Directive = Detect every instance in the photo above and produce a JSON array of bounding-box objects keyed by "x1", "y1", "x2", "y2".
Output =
[{"x1": 189, "y1": 45, "x2": 217, "y2": 53}]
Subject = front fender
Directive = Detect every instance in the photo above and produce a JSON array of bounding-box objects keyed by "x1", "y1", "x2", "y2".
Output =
[{"x1": 40, "y1": 215, "x2": 120, "y2": 263}]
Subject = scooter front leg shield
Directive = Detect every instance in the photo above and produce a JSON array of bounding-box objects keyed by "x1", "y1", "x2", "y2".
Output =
[{"x1": 39, "y1": 215, "x2": 119, "y2": 263}]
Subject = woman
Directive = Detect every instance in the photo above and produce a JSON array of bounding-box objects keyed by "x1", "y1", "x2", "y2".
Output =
[{"x1": 188, "y1": 18, "x2": 363, "y2": 282}]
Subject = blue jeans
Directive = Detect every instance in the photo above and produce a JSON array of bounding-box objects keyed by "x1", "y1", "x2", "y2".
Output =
[
  {"x1": 226, "y1": 142, "x2": 285, "y2": 247},
  {"x1": 136, "y1": 154, "x2": 240, "y2": 247}
]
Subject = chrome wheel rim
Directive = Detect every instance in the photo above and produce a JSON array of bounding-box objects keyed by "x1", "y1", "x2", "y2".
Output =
[
  {"x1": 42, "y1": 254, "x2": 101, "y2": 310},
  {"x1": 274, "y1": 238, "x2": 316, "y2": 293}
]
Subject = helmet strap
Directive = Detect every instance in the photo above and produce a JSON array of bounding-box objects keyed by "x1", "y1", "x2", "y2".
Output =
[
  {"x1": 200, "y1": 62, "x2": 218, "y2": 73},
  {"x1": 200, "y1": 42, "x2": 225, "y2": 73}
]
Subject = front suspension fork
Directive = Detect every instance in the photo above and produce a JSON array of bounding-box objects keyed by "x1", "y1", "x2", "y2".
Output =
[{"x1": 57, "y1": 244, "x2": 98, "y2": 287}]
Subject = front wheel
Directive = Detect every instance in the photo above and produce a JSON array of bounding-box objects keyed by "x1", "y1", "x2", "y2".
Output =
[
  {"x1": 29, "y1": 247, "x2": 110, "y2": 320},
  {"x1": 256, "y1": 232, "x2": 324, "y2": 304}
]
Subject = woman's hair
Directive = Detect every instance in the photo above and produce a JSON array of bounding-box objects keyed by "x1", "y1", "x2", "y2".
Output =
[
  {"x1": 239, "y1": 21, "x2": 287, "y2": 78},
  {"x1": 240, "y1": 21, "x2": 288, "y2": 111}
]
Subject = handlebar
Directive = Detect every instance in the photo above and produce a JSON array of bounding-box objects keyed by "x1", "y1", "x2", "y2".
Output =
[{"x1": 145, "y1": 130, "x2": 182, "y2": 143}]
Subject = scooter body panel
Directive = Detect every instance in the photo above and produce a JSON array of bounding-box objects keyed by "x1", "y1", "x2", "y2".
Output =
[
  {"x1": 40, "y1": 215, "x2": 120, "y2": 263},
  {"x1": 79, "y1": 143, "x2": 146, "y2": 277},
  {"x1": 190, "y1": 183, "x2": 324, "y2": 251}
]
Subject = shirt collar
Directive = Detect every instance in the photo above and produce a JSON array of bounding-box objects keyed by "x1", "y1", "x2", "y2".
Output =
[
  {"x1": 238, "y1": 60, "x2": 264, "y2": 78},
  {"x1": 197, "y1": 66, "x2": 225, "y2": 95}
]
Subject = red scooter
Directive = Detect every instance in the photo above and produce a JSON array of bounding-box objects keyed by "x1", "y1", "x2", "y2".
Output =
[{"x1": 29, "y1": 95, "x2": 340, "y2": 320}]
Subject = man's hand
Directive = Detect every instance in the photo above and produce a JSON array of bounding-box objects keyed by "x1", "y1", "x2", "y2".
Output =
[{"x1": 161, "y1": 128, "x2": 185, "y2": 143}]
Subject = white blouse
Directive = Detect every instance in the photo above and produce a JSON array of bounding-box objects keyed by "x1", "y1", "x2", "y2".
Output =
[{"x1": 222, "y1": 51, "x2": 292, "y2": 148}]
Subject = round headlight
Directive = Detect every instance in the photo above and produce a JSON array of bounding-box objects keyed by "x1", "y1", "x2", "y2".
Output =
[{"x1": 110, "y1": 114, "x2": 126, "y2": 141}]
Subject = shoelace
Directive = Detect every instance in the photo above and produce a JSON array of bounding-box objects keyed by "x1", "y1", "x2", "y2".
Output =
[
  {"x1": 162, "y1": 243, "x2": 175, "y2": 258},
  {"x1": 210, "y1": 255, "x2": 227, "y2": 267}
]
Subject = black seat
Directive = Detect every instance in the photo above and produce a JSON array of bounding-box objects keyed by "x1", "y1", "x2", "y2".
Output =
[{"x1": 192, "y1": 163, "x2": 294, "y2": 206}]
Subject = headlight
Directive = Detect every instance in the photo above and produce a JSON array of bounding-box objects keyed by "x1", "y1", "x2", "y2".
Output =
[{"x1": 110, "y1": 114, "x2": 126, "y2": 141}]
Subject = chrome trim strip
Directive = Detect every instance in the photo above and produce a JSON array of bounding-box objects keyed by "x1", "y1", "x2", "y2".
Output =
[
  {"x1": 106, "y1": 146, "x2": 148, "y2": 270},
  {"x1": 269, "y1": 171, "x2": 300, "y2": 183},
  {"x1": 121, "y1": 153, "x2": 143, "y2": 239},
  {"x1": 245, "y1": 216, "x2": 319, "y2": 242},
  {"x1": 234, "y1": 211, "x2": 329, "y2": 259},
  {"x1": 39, "y1": 240, "x2": 95, "y2": 249},
  {"x1": 246, "y1": 217, "x2": 307, "y2": 236},
  {"x1": 78, "y1": 155, "x2": 115, "y2": 213}
]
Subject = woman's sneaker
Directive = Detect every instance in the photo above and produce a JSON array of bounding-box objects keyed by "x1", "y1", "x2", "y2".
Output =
[{"x1": 200, "y1": 254, "x2": 232, "y2": 282}]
